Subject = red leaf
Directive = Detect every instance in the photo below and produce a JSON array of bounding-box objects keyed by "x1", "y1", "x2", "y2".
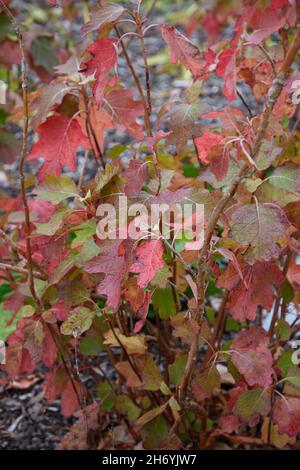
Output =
[
  {"x1": 51, "y1": 300, "x2": 69, "y2": 321},
  {"x1": 220, "y1": 414, "x2": 240, "y2": 433},
  {"x1": 217, "y1": 261, "x2": 284, "y2": 321},
  {"x1": 130, "y1": 240, "x2": 164, "y2": 288},
  {"x1": 78, "y1": 103, "x2": 113, "y2": 153},
  {"x1": 216, "y1": 248, "x2": 247, "y2": 288},
  {"x1": 28, "y1": 114, "x2": 88, "y2": 179},
  {"x1": 161, "y1": 25, "x2": 212, "y2": 80},
  {"x1": 194, "y1": 131, "x2": 223, "y2": 164},
  {"x1": 104, "y1": 88, "x2": 144, "y2": 140},
  {"x1": 216, "y1": 47, "x2": 236, "y2": 101},
  {"x1": 4, "y1": 342, "x2": 22, "y2": 377},
  {"x1": 83, "y1": 38, "x2": 118, "y2": 106},
  {"x1": 231, "y1": 327, "x2": 273, "y2": 387},
  {"x1": 42, "y1": 326, "x2": 57, "y2": 368},
  {"x1": 134, "y1": 291, "x2": 151, "y2": 333},
  {"x1": 246, "y1": 9, "x2": 286, "y2": 45},
  {"x1": 86, "y1": 242, "x2": 126, "y2": 310},
  {"x1": 273, "y1": 397, "x2": 300, "y2": 437},
  {"x1": 147, "y1": 130, "x2": 173, "y2": 152},
  {"x1": 124, "y1": 157, "x2": 148, "y2": 197},
  {"x1": 232, "y1": 325, "x2": 269, "y2": 350},
  {"x1": 61, "y1": 379, "x2": 81, "y2": 418},
  {"x1": 0, "y1": 39, "x2": 21, "y2": 67}
]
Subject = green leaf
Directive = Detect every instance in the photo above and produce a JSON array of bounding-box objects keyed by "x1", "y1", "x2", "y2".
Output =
[
  {"x1": 234, "y1": 388, "x2": 271, "y2": 424},
  {"x1": 71, "y1": 220, "x2": 96, "y2": 247},
  {"x1": 0, "y1": 13, "x2": 13, "y2": 41},
  {"x1": 230, "y1": 202, "x2": 289, "y2": 262},
  {"x1": 61, "y1": 307, "x2": 94, "y2": 336},
  {"x1": 256, "y1": 141, "x2": 281, "y2": 171},
  {"x1": 268, "y1": 165, "x2": 300, "y2": 192},
  {"x1": 137, "y1": 402, "x2": 169, "y2": 427},
  {"x1": 106, "y1": 144, "x2": 127, "y2": 159},
  {"x1": 35, "y1": 174, "x2": 78, "y2": 203},
  {"x1": 75, "y1": 239, "x2": 101, "y2": 265},
  {"x1": 169, "y1": 355, "x2": 188, "y2": 386},
  {"x1": 79, "y1": 327, "x2": 104, "y2": 355},
  {"x1": 35, "y1": 208, "x2": 72, "y2": 236},
  {"x1": 152, "y1": 286, "x2": 176, "y2": 319},
  {"x1": 143, "y1": 356, "x2": 163, "y2": 391},
  {"x1": 94, "y1": 163, "x2": 120, "y2": 196},
  {"x1": 276, "y1": 350, "x2": 294, "y2": 377},
  {"x1": 18, "y1": 305, "x2": 36, "y2": 318},
  {"x1": 31, "y1": 38, "x2": 58, "y2": 73},
  {"x1": 142, "y1": 416, "x2": 168, "y2": 449},
  {"x1": 282, "y1": 280, "x2": 294, "y2": 304},
  {"x1": 285, "y1": 365, "x2": 300, "y2": 389},
  {"x1": 274, "y1": 319, "x2": 291, "y2": 342},
  {"x1": 116, "y1": 395, "x2": 141, "y2": 420},
  {"x1": 151, "y1": 265, "x2": 172, "y2": 288}
]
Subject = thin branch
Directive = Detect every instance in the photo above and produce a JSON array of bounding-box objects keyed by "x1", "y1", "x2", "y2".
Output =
[
  {"x1": 137, "y1": 21, "x2": 152, "y2": 124},
  {"x1": 0, "y1": 262, "x2": 45, "y2": 280},
  {"x1": 0, "y1": 228, "x2": 20, "y2": 255},
  {"x1": 114, "y1": 24, "x2": 152, "y2": 136},
  {"x1": 236, "y1": 88, "x2": 253, "y2": 118},
  {"x1": 269, "y1": 250, "x2": 292, "y2": 335},
  {"x1": 81, "y1": 85, "x2": 104, "y2": 168},
  {"x1": 0, "y1": 1, "x2": 40, "y2": 307}
]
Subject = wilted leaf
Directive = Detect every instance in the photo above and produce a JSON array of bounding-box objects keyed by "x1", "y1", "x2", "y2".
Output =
[
  {"x1": 171, "y1": 312, "x2": 200, "y2": 345},
  {"x1": 230, "y1": 203, "x2": 290, "y2": 262},
  {"x1": 94, "y1": 163, "x2": 120, "y2": 197},
  {"x1": 261, "y1": 418, "x2": 293, "y2": 449},
  {"x1": 104, "y1": 328, "x2": 146, "y2": 355},
  {"x1": 167, "y1": 103, "x2": 201, "y2": 152},
  {"x1": 31, "y1": 81, "x2": 73, "y2": 129},
  {"x1": 137, "y1": 402, "x2": 169, "y2": 427},
  {"x1": 61, "y1": 307, "x2": 94, "y2": 336},
  {"x1": 192, "y1": 365, "x2": 221, "y2": 402},
  {"x1": 143, "y1": 356, "x2": 163, "y2": 391},
  {"x1": 115, "y1": 361, "x2": 142, "y2": 387},
  {"x1": 81, "y1": 2, "x2": 125, "y2": 37}
]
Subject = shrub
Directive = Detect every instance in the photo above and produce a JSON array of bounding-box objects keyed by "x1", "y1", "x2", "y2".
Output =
[{"x1": 1, "y1": 0, "x2": 300, "y2": 450}]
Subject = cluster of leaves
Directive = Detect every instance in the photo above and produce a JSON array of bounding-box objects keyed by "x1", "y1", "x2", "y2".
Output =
[{"x1": 1, "y1": 0, "x2": 300, "y2": 450}]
